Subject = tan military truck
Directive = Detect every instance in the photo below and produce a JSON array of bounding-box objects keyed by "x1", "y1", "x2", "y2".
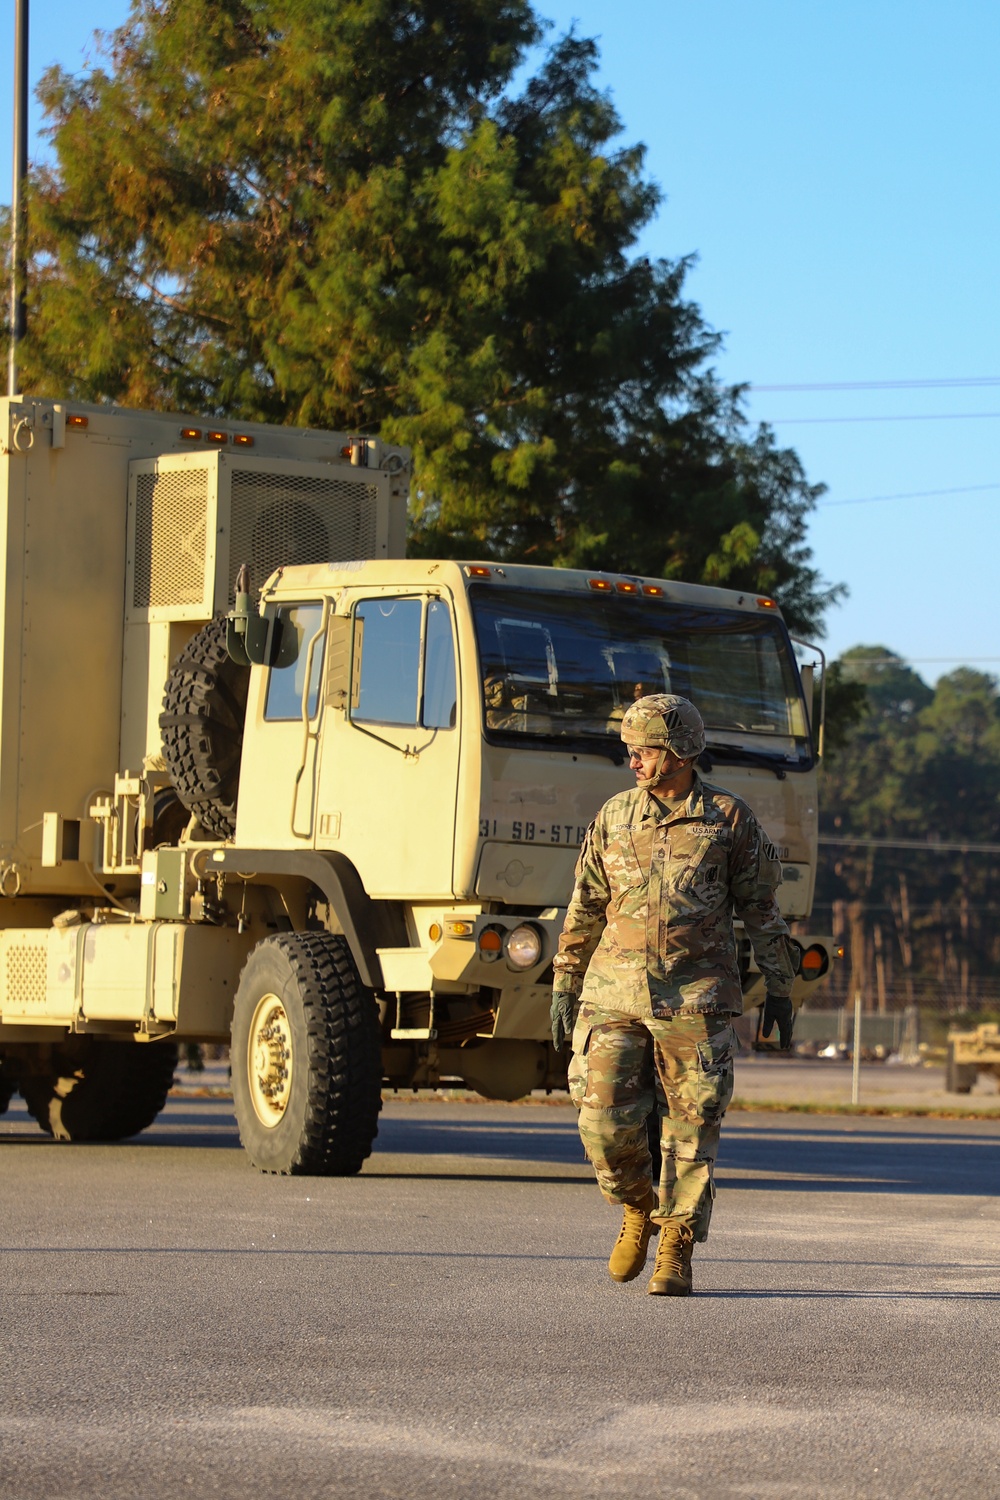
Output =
[
  {"x1": 945, "y1": 1023, "x2": 1000, "y2": 1093},
  {"x1": 0, "y1": 395, "x2": 834, "y2": 1173}
]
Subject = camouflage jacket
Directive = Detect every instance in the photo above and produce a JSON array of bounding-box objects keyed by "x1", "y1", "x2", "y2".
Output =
[{"x1": 552, "y1": 774, "x2": 795, "y2": 1018}]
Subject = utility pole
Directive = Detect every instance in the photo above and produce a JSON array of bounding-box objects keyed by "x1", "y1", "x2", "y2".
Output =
[{"x1": 8, "y1": 0, "x2": 29, "y2": 396}]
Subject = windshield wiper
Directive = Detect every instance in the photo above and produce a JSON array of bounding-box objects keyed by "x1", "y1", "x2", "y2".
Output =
[
  {"x1": 700, "y1": 743, "x2": 806, "y2": 780},
  {"x1": 486, "y1": 729, "x2": 629, "y2": 765}
]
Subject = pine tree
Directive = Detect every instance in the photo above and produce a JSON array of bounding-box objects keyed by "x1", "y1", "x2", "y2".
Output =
[{"x1": 22, "y1": 0, "x2": 839, "y2": 632}]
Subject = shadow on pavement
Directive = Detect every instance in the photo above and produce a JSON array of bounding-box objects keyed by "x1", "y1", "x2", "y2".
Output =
[
  {"x1": 5, "y1": 1095, "x2": 999, "y2": 1198},
  {"x1": 717, "y1": 1127, "x2": 1000, "y2": 1196}
]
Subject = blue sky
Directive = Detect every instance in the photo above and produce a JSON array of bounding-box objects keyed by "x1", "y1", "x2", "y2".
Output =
[{"x1": 2, "y1": 0, "x2": 997, "y2": 682}]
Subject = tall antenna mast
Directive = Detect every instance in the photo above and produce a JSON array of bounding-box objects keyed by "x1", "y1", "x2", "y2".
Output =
[{"x1": 8, "y1": 0, "x2": 29, "y2": 397}]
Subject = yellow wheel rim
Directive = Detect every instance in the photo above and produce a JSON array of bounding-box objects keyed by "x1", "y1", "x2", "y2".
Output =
[{"x1": 247, "y1": 993, "x2": 293, "y2": 1128}]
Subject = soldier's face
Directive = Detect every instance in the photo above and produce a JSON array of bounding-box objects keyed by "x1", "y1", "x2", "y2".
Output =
[{"x1": 628, "y1": 744, "x2": 687, "y2": 786}]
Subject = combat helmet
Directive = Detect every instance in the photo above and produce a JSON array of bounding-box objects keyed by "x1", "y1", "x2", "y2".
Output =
[{"x1": 620, "y1": 694, "x2": 705, "y2": 789}]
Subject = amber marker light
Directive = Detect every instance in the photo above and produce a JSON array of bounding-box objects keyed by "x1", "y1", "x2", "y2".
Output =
[
  {"x1": 205, "y1": 430, "x2": 227, "y2": 444},
  {"x1": 179, "y1": 427, "x2": 202, "y2": 441},
  {"x1": 478, "y1": 927, "x2": 504, "y2": 963},
  {"x1": 232, "y1": 433, "x2": 254, "y2": 447},
  {"x1": 642, "y1": 584, "x2": 665, "y2": 597},
  {"x1": 67, "y1": 414, "x2": 89, "y2": 429},
  {"x1": 800, "y1": 944, "x2": 830, "y2": 981},
  {"x1": 616, "y1": 581, "x2": 639, "y2": 594},
  {"x1": 588, "y1": 578, "x2": 613, "y2": 591},
  {"x1": 465, "y1": 565, "x2": 492, "y2": 578},
  {"x1": 756, "y1": 597, "x2": 778, "y2": 609}
]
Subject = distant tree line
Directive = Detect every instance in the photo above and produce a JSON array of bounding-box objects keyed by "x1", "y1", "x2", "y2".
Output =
[{"x1": 813, "y1": 647, "x2": 1000, "y2": 1017}]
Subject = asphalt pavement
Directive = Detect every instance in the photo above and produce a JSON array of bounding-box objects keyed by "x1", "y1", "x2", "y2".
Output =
[{"x1": 2, "y1": 1080, "x2": 998, "y2": 1500}]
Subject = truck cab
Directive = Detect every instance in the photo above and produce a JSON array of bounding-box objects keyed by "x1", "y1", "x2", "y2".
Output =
[{"x1": 0, "y1": 397, "x2": 835, "y2": 1171}]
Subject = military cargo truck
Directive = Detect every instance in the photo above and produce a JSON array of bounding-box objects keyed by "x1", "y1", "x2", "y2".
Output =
[
  {"x1": 0, "y1": 395, "x2": 834, "y2": 1172},
  {"x1": 945, "y1": 1023, "x2": 1000, "y2": 1093}
]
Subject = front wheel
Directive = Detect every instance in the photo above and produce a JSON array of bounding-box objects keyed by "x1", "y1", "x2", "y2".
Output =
[{"x1": 231, "y1": 933, "x2": 382, "y2": 1175}]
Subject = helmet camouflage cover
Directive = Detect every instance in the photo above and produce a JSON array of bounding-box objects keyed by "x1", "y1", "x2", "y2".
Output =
[{"x1": 620, "y1": 694, "x2": 706, "y2": 759}]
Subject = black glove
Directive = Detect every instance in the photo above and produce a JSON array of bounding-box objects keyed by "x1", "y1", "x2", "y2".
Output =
[
  {"x1": 550, "y1": 991, "x2": 578, "y2": 1051},
  {"x1": 760, "y1": 993, "x2": 794, "y2": 1049}
]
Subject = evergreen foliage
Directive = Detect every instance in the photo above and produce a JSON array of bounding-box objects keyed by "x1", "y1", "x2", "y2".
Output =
[
  {"x1": 22, "y1": 0, "x2": 838, "y2": 632},
  {"x1": 817, "y1": 647, "x2": 1000, "y2": 1009}
]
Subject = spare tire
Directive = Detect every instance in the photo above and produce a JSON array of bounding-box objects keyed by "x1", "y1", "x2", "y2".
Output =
[{"x1": 159, "y1": 617, "x2": 250, "y2": 840}]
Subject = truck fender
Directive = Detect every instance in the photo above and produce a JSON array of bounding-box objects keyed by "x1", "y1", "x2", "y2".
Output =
[{"x1": 207, "y1": 848, "x2": 399, "y2": 990}]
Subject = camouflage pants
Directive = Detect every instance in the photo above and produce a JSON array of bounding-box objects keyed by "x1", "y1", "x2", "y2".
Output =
[{"x1": 568, "y1": 1001, "x2": 736, "y2": 1242}]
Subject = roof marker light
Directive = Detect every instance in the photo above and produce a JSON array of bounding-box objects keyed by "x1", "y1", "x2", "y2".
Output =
[
  {"x1": 642, "y1": 584, "x2": 665, "y2": 597},
  {"x1": 756, "y1": 597, "x2": 778, "y2": 610},
  {"x1": 616, "y1": 581, "x2": 639, "y2": 594},
  {"x1": 588, "y1": 578, "x2": 613, "y2": 592},
  {"x1": 465, "y1": 565, "x2": 492, "y2": 579},
  {"x1": 205, "y1": 430, "x2": 227, "y2": 445},
  {"x1": 179, "y1": 427, "x2": 202, "y2": 441},
  {"x1": 67, "y1": 414, "x2": 89, "y2": 430},
  {"x1": 232, "y1": 433, "x2": 254, "y2": 448}
]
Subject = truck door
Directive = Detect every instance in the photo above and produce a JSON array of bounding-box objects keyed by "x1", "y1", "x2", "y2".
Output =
[
  {"x1": 314, "y1": 592, "x2": 460, "y2": 898},
  {"x1": 235, "y1": 600, "x2": 327, "y2": 846}
]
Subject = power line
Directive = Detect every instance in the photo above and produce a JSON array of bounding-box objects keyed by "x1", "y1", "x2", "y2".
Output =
[
  {"x1": 818, "y1": 482, "x2": 1000, "y2": 508},
  {"x1": 752, "y1": 378, "x2": 1000, "y2": 392},
  {"x1": 770, "y1": 412, "x2": 1000, "y2": 425},
  {"x1": 811, "y1": 900, "x2": 1000, "y2": 914},
  {"x1": 835, "y1": 656, "x2": 1000, "y2": 664},
  {"x1": 819, "y1": 835, "x2": 1000, "y2": 854}
]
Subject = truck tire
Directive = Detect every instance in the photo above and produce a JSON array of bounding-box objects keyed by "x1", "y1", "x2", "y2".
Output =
[
  {"x1": 231, "y1": 933, "x2": 382, "y2": 1175},
  {"x1": 945, "y1": 1043, "x2": 976, "y2": 1094},
  {"x1": 159, "y1": 616, "x2": 250, "y2": 840},
  {"x1": 18, "y1": 1039, "x2": 178, "y2": 1141},
  {"x1": 0, "y1": 1058, "x2": 16, "y2": 1115}
]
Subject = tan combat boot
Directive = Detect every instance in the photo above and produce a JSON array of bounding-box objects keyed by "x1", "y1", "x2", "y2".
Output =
[
  {"x1": 608, "y1": 1192, "x2": 659, "y2": 1283},
  {"x1": 647, "y1": 1221, "x2": 694, "y2": 1296}
]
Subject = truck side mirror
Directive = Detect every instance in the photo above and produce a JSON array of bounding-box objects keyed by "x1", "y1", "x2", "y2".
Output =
[
  {"x1": 791, "y1": 638, "x2": 825, "y2": 761},
  {"x1": 227, "y1": 567, "x2": 283, "y2": 666},
  {"x1": 226, "y1": 610, "x2": 280, "y2": 667}
]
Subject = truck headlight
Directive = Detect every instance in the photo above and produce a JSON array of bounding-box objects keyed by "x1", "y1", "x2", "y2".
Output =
[{"x1": 504, "y1": 924, "x2": 542, "y2": 970}]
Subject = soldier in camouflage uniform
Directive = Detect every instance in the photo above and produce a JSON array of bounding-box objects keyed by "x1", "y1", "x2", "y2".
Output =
[{"x1": 550, "y1": 694, "x2": 795, "y2": 1296}]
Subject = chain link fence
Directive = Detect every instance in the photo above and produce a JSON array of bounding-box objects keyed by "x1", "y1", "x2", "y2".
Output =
[{"x1": 793, "y1": 986, "x2": 1000, "y2": 1060}]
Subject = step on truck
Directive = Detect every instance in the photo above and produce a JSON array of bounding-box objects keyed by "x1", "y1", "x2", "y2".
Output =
[{"x1": 0, "y1": 396, "x2": 836, "y2": 1171}]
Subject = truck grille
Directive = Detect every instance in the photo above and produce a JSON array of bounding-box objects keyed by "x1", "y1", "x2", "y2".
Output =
[
  {"x1": 132, "y1": 468, "x2": 209, "y2": 609},
  {"x1": 229, "y1": 469, "x2": 379, "y2": 596}
]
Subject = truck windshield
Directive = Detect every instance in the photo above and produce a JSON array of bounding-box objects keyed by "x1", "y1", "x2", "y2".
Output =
[{"x1": 470, "y1": 587, "x2": 812, "y2": 767}]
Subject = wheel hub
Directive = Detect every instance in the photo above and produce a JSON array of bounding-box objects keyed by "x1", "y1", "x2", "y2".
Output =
[{"x1": 247, "y1": 994, "x2": 293, "y2": 1127}]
